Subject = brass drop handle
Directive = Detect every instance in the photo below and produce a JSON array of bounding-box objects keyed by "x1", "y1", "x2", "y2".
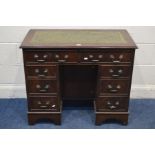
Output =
[
  {"x1": 34, "y1": 54, "x2": 48, "y2": 62},
  {"x1": 110, "y1": 54, "x2": 124, "y2": 63},
  {"x1": 109, "y1": 105, "x2": 116, "y2": 109},
  {"x1": 43, "y1": 54, "x2": 48, "y2": 59},
  {"x1": 109, "y1": 69, "x2": 123, "y2": 77},
  {"x1": 115, "y1": 101, "x2": 120, "y2": 105},
  {"x1": 40, "y1": 105, "x2": 48, "y2": 108},
  {"x1": 55, "y1": 54, "x2": 60, "y2": 59},
  {"x1": 110, "y1": 54, "x2": 119, "y2": 63},
  {"x1": 107, "y1": 101, "x2": 116, "y2": 109},
  {"x1": 89, "y1": 55, "x2": 94, "y2": 58},
  {"x1": 98, "y1": 55, "x2": 103, "y2": 59},
  {"x1": 37, "y1": 59, "x2": 46, "y2": 62},
  {"x1": 92, "y1": 59, "x2": 99, "y2": 62},
  {"x1": 37, "y1": 101, "x2": 48, "y2": 108},
  {"x1": 107, "y1": 84, "x2": 121, "y2": 93},
  {"x1": 45, "y1": 101, "x2": 50, "y2": 105},
  {"x1": 36, "y1": 84, "x2": 50, "y2": 92},
  {"x1": 107, "y1": 101, "x2": 111, "y2": 105},
  {"x1": 58, "y1": 60, "x2": 66, "y2": 63},
  {"x1": 64, "y1": 54, "x2": 69, "y2": 59},
  {"x1": 107, "y1": 101, "x2": 120, "y2": 109},
  {"x1": 35, "y1": 68, "x2": 48, "y2": 77},
  {"x1": 43, "y1": 69, "x2": 48, "y2": 73},
  {"x1": 37, "y1": 101, "x2": 50, "y2": 107},
  {"x1": 37, "y1": 101, "x2": 42, "y2": 105}
]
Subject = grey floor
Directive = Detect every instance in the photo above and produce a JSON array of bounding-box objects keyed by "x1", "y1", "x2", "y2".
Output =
[{"x1": 0, "y1": 99, "x2": 155, "y2": 129}]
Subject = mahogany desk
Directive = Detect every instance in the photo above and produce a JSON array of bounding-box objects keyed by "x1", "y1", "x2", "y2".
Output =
[{"x1": 20, "y1": 29, "x2": 137, "y2": 125}]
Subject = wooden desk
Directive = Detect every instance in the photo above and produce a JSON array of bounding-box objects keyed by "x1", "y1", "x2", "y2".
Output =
[{"x1": 20, "y1": 29, "x2": 137, "y2": 125}]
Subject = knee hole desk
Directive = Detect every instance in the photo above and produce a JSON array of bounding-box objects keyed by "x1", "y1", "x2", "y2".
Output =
[{"x1": 20, "y1": 29, "x2": 137, "y2": 125}]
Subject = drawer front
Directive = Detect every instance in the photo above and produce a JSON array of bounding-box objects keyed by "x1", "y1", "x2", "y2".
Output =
[
  {"x1": 25, "y1": 65, "x2": 57, "y2": 78},
  {"x1": 103, "y1": 51, "x2": 134, "y2": 63},
  {"x1": 99, "y1": 65, "x2": 132, "y2": 78},
  {"x1": 98, "y1": 79, "x2": 130, "y2": 95},
  {"x1": 79, "y1": 49, "x2": 134, "y2": 63},
  {"x1": 28, "y1": 96, "x2": 60, "y2": 111},
  {"x1": 80, "y1": 53, "x2": 104, "y2": 63},
  {"x1": 95, "y1": 97, "x2": 128, "y2": 112},
  {"x1": 27, "y1": 80, "x2": 58, "y2": 94},
  {"x1": 24, "y1": 51, "x2": 53, "y2": 64},
  {"x1": 53, "y1": 52, "x2": 78, "y2": 63}
]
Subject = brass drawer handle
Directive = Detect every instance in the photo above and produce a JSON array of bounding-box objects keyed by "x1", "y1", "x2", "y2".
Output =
[
  {"x1": 109, "y1": 105, "x2": 116, "y2": 109},
  {"x1": 43, "y1": 69, "x2": 48, "y2": 73},
  {"x1": 37, "y1": 101, "x2": 50, "y2": 105},
  {"x1": 111, "y1": 74, "x2": 120, "y2": 77},
  {"x1": 40, "y1": 105, "x2": 48, "y2": 108},
  {"x1": 115, "y1": 101, "x2": 120, "y2": 105},
  {"x1": 55, "y1": 54, "x2": 60, "y2": 58},
  {"x1": 35, "y1": 68, "x2": 48, "y2": 77},
  {"x1": 34, "y1": 54, "x2": 39, "y2": 59},
  {"x1": 38, "y1": 74, "x2": 46, "y2": 77},
  {"x1": 107, "y1": 101, "x2": 120, "y2": 109},
  {"x1": 109, "y1": 69, "x2": 123, "y2": 77},
  {"x1": 34, "y1": 54, "x2": 48, "y2": 62},
  {"x1": 43, "y1": 54, "x2": 48, "y2": 59},
  {"x1": 92, "y1": 60, "x2": 99, "y2": 62},
  {"x1": 112, "y1": 60, "x2": 120, "y2": 63},
  {"x1": 36, "y1": 84, "x2": 50, "y2": 92},
  {"x1": 39, "y1": 89, "x2": 47, "y2": 92},
  {"x1": 107, "y1": 84, "x2": 121, "y2": 93},
  {"x1": 58, "y1": 60, "x2": 66, "y2": 63},
  {"x1": 110, "y1": 54, "x2": 124, "y2": 63},
  {"x1": 109, "y1": 89, "x2": 118, "y2": 93},
  {"x1": 37, "y1": 59, "x2": 46, "y2": 62},
  {"x1": 107, "y1": 101, "x2": 120, "y2": 105},
  {"x1": 37, "y1": 101, "x2": 42, "y2": 105},
  {"x1": 98, "y1": 55, "x2": 103, "y2": 59},
  {"x1": 89, "y1": 55, "x2": 94, "y2": 58},
  {"x1": 46, "y1": 101, "x2": 50, "y2": 105},
  {"x1": 64, "y1": 54, "x2": 69, "y2": 59}
]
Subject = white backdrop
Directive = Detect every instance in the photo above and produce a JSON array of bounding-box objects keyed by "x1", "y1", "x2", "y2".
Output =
[{"x1": 0, "y1": 26, "x2": 154, "y2": 98}]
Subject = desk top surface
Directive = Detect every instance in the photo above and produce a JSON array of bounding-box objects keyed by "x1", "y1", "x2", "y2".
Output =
[{"x1": 20, "y1": 29, "x2": 137, "y2": 49}]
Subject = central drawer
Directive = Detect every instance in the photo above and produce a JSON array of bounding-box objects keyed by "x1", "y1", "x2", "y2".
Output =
[
  {"x1": 27, "y1": 79, "x2": 58, "y2": 94},
  {"x1": 98, "y1": 79, "x2": 130, "y2": 95},
  {"x1": 53, "y1": 51, "x2": 78, "y2": 63}
]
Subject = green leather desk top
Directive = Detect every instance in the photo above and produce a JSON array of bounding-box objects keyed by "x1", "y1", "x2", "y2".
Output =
[{"x1": 20, "y1": 29, "x2": 137, "y2": 49}]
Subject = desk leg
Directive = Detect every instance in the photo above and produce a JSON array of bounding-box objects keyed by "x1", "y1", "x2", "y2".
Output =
[{"x1": 28, "y1": 113, "x2": 61, "y2": 125}]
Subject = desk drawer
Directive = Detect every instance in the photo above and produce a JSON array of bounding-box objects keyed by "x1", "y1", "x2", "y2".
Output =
[
  {"x1": 95, "y1": 96, "x2": 128, "y2": 112},
  {"x1": 53, "y1": 52, "x2": 78, "y2": 63},
  {"x1": 99, "y1": 65, "x2": 132, "y2": 78},
  {"x1": 28, "y1": 96, "x2": 60, "y2": 112},
  {"x1": 24, "y1": 51, "x2": 53, "y2": 64},
  {"x1": 25, "y1": 65, "x2": 58, "y2": 78},
  {"x1": 79, "y1": 49, "x2": 134, "y2": 63},
  {"x1": 80, "y1": 53, "x2": 104, "y2": 63},
  {"x1": 103, "y1": 51, "x2": 134, "y2": 63},
  {"x1": 98, "y1": 79, "x2": 130, "y2": 95},
  {"x1": 27, "y1": 79, "x2": 58, "y2": 94}
]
